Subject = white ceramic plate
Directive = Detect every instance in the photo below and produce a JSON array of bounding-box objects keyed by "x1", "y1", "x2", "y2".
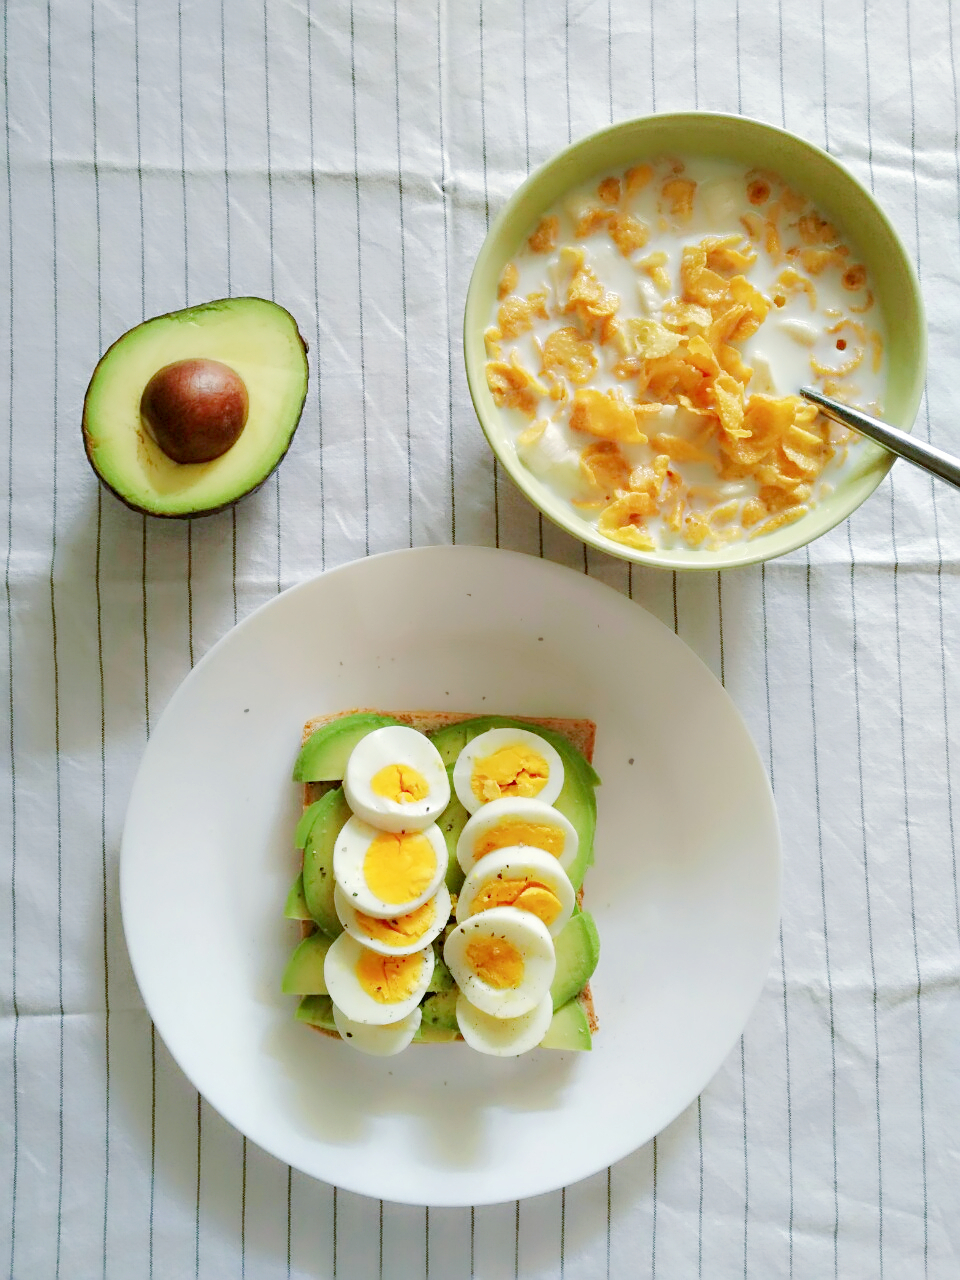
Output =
[{"x1": 120, "y1": 545, "x2": 781, "y2": 1207}]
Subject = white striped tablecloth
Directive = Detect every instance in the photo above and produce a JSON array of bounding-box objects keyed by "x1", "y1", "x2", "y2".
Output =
[{"x1": 2, "y1": 0, "x2": 959, "y2": 1276}]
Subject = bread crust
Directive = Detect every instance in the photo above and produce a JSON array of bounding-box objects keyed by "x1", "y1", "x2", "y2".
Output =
[
  {"x1": 301, "y1": 708, "x2": 596, "y2": 764},
  {"x1": 296, "y1": 709, "x2": 598, "y2": 1042}
]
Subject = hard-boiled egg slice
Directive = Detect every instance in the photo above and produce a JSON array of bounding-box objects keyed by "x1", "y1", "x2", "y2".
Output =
[
  {"x1": 443, "y1": 905, "x2": 556, "y2": 1019},
  {"x1": 344, "y1": 725, "x2": 450, "y2": 832},
  {"x1": 323, "y1": 932, "x2": 434, "y2": 1025},
  {"x1": 332, "y1": 1002, "x2": 422, "y2": 1055},
  {"x1": 452, "y1": 728, "x2": 564, "y2": 815},
  {"x1": 334, "y1": 814, "x2": 447, "y2": 918},
  {"x1": 334, "y1": 882, "x2": 451, "y2": 955},
  {"x1": 455, "y1": 991, "x2": 554, "y2": 1056},
  {"x1": 456, "y1": 797, "x2": 578, "y2": 875},
  {"x1": 455, "y1": 847, "x2": 575, "y2": 937}
]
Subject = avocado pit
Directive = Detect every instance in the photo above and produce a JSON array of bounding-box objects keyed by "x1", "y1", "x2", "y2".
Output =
[{"x1": 140, "y1": 357, "x2": 249, "y2": 464}]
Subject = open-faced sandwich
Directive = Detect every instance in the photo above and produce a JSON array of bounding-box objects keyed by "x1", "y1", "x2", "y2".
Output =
[{"x1": 282, "y1": 710, "x2": 600, "y2": 1057}]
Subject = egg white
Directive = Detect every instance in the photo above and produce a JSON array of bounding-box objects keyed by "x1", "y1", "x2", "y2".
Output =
[
  {"x1": 333, "y1": 813, "x2": 447, "y2": 918},
  {"x1": 452, "y1": 727, "x2": 564, "y2": 815},
  {"x1": 456, "y1": 796, "x2": 578, "y2": 875},
  {"x1": 323, "y1": 931, "x2": 434, "y2": 1025},
  {"x1": 332, "y1": 1002, "x2": 422, "y2": 1055},
  {"x1": 334, "y1": 882, "x2": 451, "y2": 955},
  {"x1": 344, "y1": 725, "x2": 450, "y2": 832},
  {"x1": 443, "y1": 905, "x2": 556, "y2": 1019},
  {"x1": 455, "y1": 847, "x2": 575, "y2": 937},
  {"x1": 455, "y1": 991, "x2": 554, "y2": 1056}
]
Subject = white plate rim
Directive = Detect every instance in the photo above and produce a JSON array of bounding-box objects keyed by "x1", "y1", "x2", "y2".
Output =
[{"x1": 120, "y1": 545, "x2": 782, "y2": 1206}]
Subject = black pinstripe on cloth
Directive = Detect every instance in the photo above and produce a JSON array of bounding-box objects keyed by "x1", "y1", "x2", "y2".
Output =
[{"x1": 2, "y1": 0, "x2": 959, "y2": 1276}]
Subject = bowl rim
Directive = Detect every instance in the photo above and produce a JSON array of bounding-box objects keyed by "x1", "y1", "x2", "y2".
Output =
[{"x1": 463, "y1": 111, "x2": 928, "y2": 571}]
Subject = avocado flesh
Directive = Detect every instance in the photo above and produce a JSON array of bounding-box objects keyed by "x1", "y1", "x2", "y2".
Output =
[
  {"x1": 419, "y1": 987, "x2": 459, "y2": 1031},
  {"x1": 437, "y1": 772, "x2": 469, "y2": 895},
  {"x1": 294, "y1": 990, "x2": 591, "y2": 1048},
  {"x1": 550, "y1": 910, "x2": 600, "y2": 1010},
  {"x1": 428, "y1": 949, "x2": 455, "y2": 993},
  {"x1": 283, "y1": 873, "x2": 312, "y2": 920},
  {"x1": 281, "y1": 932, "x2": 331, "y2": 994},
  {"x1": 296, "y1": 994, "x2": 336, "y2": 1030},
  {"x1": 294, "y1": 800, "x2": 329, "y2": 849},
  {"x1": 540, "y1": 998, "x2": 592, "y2": 1050},
  {"x1": 302, "y1": 788, "x2": 350, "y2": 937},
  {"x1": 428, "y1": 716, "x2": 599, "y2": 890},
  {"x1": 293, "y1": 713, "x2": 405, "y2": 783},
  {"x1": 83, "y1": 297, "x2": 308, "y2": 518},
  {"x1": 413, "y1": 1022, "x2": 459, "y2": 1043}
]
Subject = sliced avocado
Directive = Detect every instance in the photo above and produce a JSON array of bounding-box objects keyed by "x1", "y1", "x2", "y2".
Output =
[
  {"x1": 428, "y1": 716, "x2": 600, "y2": 890},
  {"x1": 295, "y1": 994, "x2": 336, "y2": 1031},
  {"x1": 539, "y1": 998, "x2": 592, "y2": 1051},
  {"x1": 283, "y1": 872, "x2": 312, "y2": 921},
  {"x1": 550, "y1": 910, "x2": 600, "y2": 1010},
  {"x1": 437, "y1": 773, "x2": 469, "y2": 895},
  {"x1": 302, "y1": 788, "x2": 351, "y2": 938},
  {"x1": 281, "y1": 932, "x2": 331, "y2": 994},
  {"x1": 413, "y1": 1022, "x2": 460, "y2": 1044},
  {"x1": 294, "y1": 799, "x2": 329, "y2": 850},
  {"x1": 293, "y1": 712, "x2": 406, "y2": 782},
  {"x1": 82, "y1": 297, "x2": 308, "y2": 518},
  {"x1": 428, "y1": 948, "x2": 455, "y2": 993},
  {"x1": 419, "y1": 987, "x2": 460, "y2": 1032}
]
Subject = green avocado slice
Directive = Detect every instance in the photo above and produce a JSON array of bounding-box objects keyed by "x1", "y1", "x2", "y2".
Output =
[
  {"x1": 412, "y1": 1022, "x2": 460, "y2": 1043},
  {"x1": 293, "y1": 800, "x2": 329, "y2": 849},
  {"x1": 281, "y1": 932, "x2": 331, "y2": 995},
  {"x1": 292, "y1": 712, "x2": 406, "y2": 782},
  {"x1": 540, "y1": 998, "x2": 592, "y2": 1051},
  {"x1": 82, "y1": 297, "x2": 309, "y2": 518},
  {"x1": 295, "y1": 994, "x2": 336, "y2": 1030},
  {"x1": 283, "y1": 873, "x2": 312, "y2": 921},
  {"x1": 419, "y1": 987, "x2": 459, "y2": 1031},
  {"x1": 427, "y1": 948, "x2": 455, "y2": 993},
  {"x1": 428, "y1": 716, "x2": 600, "y2": 890},
  {"x1": 550, "y1": 910, "x2": 600, "y2": 1010},
  {"x1": 301, "y1": 788, "x2": 350, "y2": 937},
  {"x1": 437, "y1": 769, "x2": 469, "y2": 895}
]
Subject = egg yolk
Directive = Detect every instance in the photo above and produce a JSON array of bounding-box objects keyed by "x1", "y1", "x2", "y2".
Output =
[
  {"x1": 464, "y1": 936, "x2": 525, "y2": 989},
  {"x1": 355, "y1": 898, "x2": 436, "y2": 946},
  {"x1": 473, "y1": 819, "x2": 565, "y2": 861},
  {"x1": 356, "y1": 949, "x2": 426, "y2": 1003},
  {"x1": 471, "y1": 745, "x2": 550, "y2": 804},
  {"x1": 363, "y1": 830, "x2": 437, "y2": 905},
  {"x1": 469, "y1": 878, "x2": 562, "y2": 927},
  {"x1": 371, "y1": 763, "x2": 429, "y2": 804}
]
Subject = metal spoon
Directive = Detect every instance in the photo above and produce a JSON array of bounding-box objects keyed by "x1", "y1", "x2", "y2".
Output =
[{"x1": 800, "y1": 386, "x2": 960, "y2": 492}]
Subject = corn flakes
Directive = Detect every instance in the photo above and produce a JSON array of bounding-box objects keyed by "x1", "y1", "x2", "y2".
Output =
[{"x1": 484, "y1": 155, "x2": 885, "y2": 552}]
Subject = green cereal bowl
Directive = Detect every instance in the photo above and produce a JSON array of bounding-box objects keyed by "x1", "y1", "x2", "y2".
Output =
[{"x1": 463, "y1": 112, "x2": 927, "y2": 570}]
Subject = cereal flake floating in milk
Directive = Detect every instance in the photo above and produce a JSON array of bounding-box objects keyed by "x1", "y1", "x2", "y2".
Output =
[{"x1": 484, "y1": 156, "x2": 886, "y2": 552}]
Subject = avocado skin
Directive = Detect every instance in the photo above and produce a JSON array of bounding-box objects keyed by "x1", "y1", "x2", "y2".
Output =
[{"x1": 82, "y1": 297, "x2": 308, "y2": 519}]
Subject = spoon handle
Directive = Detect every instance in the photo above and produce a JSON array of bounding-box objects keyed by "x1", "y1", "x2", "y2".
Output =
[{"x1": 800, "y1": 386, "x2": 960, "y2": 493}]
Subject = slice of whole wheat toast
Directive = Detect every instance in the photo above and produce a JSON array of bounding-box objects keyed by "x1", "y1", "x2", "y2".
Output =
[{"x1": 294, "y1": 709, "x2": 598, "y2": 1041}]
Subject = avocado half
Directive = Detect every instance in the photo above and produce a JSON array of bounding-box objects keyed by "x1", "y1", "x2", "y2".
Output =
[{"x1": 82, "y1": 297, "x2": 309, "y2": 518}]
